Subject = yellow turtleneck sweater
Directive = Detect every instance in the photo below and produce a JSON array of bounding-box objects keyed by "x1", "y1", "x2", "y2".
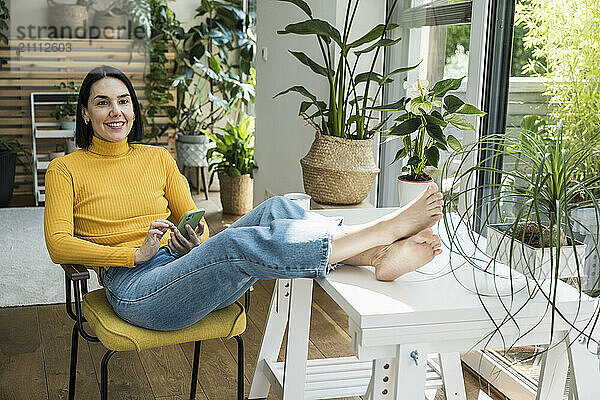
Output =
[{"x1": 44, "y1": 135, "x2": 209, "y2": 278}]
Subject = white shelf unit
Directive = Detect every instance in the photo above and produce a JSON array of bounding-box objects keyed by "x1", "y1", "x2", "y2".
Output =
[{"x1": 30, "y1": 92, "x2": 77, "y2": 206}]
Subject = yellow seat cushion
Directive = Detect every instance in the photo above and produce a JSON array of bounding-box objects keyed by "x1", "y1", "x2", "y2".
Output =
[{"x1": 81, "y1": 289, "x2": 246, "y2": 352}]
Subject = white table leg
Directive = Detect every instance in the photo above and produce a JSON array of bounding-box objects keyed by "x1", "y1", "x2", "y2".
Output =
[
  {"x1": 367, "y1": 358, "x2": 397, "y2": 399},
  {"x1": 439, "y1": 352, "x2": 467, "y2": 400},
  {"x1": 567, "y1": 332, "x2": 600, "y2": 400},
  {"x1": 537, "y1": 330, "x2": 570, "y2": 400},
  {"x1": 249, "y1": 279, "x2": 291, "y2": 399},
  {"x1": 282, "y1": 278, "x2": 313, "y2": 399},
  {"x1": 394, "y1": 344, "x2": 428, "y2": 400}
]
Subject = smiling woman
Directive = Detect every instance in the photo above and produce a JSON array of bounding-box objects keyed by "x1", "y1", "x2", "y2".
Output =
[{"x1": 43, "y1": 65, "x2": 445, "y2": 332}]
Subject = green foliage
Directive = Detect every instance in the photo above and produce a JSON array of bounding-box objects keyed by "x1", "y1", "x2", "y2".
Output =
[
  {"x1": 516, "y1": 0, "x2": 600, "y2": 190},
  {"x1": 51, "y1": 82, "x2": 79, "y2": 121},
  {"x1": 382, "y1": 77, "x2": 484, "y2": 179},
  {"x1": 0, "y1": 136, "x2": 32, "y2": 173},
  {"x1": 442, "y1": 115, "x2": 600, "y2": 343},
  {"x1": 143, "y1": 0, "x2": 256, "y2": 140},
  {"x1": 205, "y1": 114, "x2": 255, "y2": 179},
  {"x1": 275, "y1": 0, "x2": 417, "y2": 140}
]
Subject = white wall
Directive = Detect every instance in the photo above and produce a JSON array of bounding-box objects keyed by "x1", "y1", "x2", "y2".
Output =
[{"x1": 253, "y1": 0, "x2": 386, "y2": 205}]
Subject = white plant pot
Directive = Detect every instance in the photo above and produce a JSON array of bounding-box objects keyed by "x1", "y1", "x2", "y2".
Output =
[
  {"x1": 175, "y1": 134, "x2": 214, "y2": 167},
  {"x1": 397, "y1": 177, "x2": 431, "y2": 208},
  {"x1": 486, "y1": 224, "x2": 587, "y2": 282},
  {"x1": 61, "y1": 117, "x2": 76, "y2": 131}
]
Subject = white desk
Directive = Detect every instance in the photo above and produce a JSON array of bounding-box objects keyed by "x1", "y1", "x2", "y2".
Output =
[{"x1": 249, "y1": 208, "x2": 600, "y2": 399}]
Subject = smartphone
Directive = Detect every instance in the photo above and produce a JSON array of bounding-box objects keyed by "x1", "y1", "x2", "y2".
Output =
[{"x1": 177, "y1": 209, "x2": 206, "y2": 240}]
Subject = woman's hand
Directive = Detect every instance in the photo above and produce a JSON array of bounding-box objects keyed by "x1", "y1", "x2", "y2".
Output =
[
  {"x1": 168, "y1": 220, "x2": 204, "y2": 257},
  {"x1": 134, "y1": 219, "x2": 176, "y2": 265}
]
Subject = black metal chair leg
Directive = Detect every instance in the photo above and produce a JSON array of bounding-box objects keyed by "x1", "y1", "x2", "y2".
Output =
[
  {"x1": 100, "y1": 350, "x2": 116, "y2": 400},
  {"x1": 68, "y1": 323, "x2": 79, "y2": 400},
  {"x1": 234, "y1": 335, "x2": 244, "y2": 400},
  {"x1": 190, "y1": 341, "x2": 201, "y2": 400}
]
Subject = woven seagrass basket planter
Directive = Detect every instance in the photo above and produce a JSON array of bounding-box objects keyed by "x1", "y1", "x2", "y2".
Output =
[
  {"x1": 300, "y1": 132, "x2": 380, "y2": 205},
  {"x1": 47, "y1": 0, "x2": 89, "y2": 36},
  {"x1": 218, "y1": 172, "x2": 254, "y2": 215}
]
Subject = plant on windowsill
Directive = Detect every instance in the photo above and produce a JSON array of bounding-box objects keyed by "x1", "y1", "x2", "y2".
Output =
[
  {"x1": 275, "y1": 0, "x2": 425, "y2": 205},
  {"x1": 442, "y1": 114, "x2": 600, "y2": 304},
  {"x1": 382, "y1": 77, "x2": 485, "y2": 207},
  {"x1": 205, "y1": 114, "x2": 256, "y2": 215}
]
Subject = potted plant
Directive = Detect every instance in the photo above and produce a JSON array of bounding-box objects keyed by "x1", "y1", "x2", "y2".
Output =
[
  {"x1": 205, "y1": 115, "x2": 256, "y2": 215},
  {"x1": 382, "y1": 77, "x2": 485, "y2": 207},
  {"x1": 0, "y1": 137, "x2": 30, "y2": 207},
  {"x1": 51, "y1": 81, "x2": 79, "y2": 131},
  {"x1": 276, "y1": 0, "x2": 418, "y2": 205},
  {"x1": 442, "y1": 115, "x2": 600, "y2": 296}
]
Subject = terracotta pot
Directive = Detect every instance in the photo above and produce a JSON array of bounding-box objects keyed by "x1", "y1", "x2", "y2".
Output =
[
  {"x1": 218, "y1": 172, "x2": 253, "y2": 215},
  {"x1": 300, "y1": 132, "x2": 379, "y2": 205}
]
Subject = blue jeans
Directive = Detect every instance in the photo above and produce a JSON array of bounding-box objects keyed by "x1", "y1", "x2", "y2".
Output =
[{"x1": 100, "y1": 196, "x2": 342, "y2": 331}]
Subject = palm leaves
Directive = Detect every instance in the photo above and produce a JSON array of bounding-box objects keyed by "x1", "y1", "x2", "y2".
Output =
[{"x1": 274, "y1": 0, "x2": 418, "y2": 140}]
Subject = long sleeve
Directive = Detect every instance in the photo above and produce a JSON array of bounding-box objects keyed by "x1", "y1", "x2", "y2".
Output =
[
  {"x1": 162, "y1": 148, "x2": 210, "y2": 242},
  {"x1": 44, "y1": 161, "x2": 137, "y2": 267}
]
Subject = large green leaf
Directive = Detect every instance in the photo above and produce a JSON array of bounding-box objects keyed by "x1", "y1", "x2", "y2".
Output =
[
  {"x1": 390, "y1": 117, "x2": 422, "y2": 135},
  {"x1": 443, "y1": 94, "x2": 464, "y2": 114},
  {"x1": 348, "y1": 23, "x2": 399, "y2": 49},
  {"x1": 426, "y1": 123, "x2": 446, "y2": 144},
  {"x1": 355, "y1": 72, "x2": 384, "y2": 84},
  {"x1": 447, "y1": 135, "x2": 462, "y2": 151},
  {"x1": 354, "y1": 37, "x2": 402, "y2": 56},
  {"x1": 277, "y1": 0, "x2": 312, "y2": 17},
  {"x1": 432, "y1": 77, "x2": 464, "y2": 97},
  {"x1": 424, "y1": 114, "x2": 447, "y2": 127},
  {"x1": 380, "y1": 61, "x2": 421, "y2": 84},
  {"x1": 279, "y1": 19, "x2": 342, "y2": 47},
  {"x1": 289, "y1": 51, "x2": 330, "y2": 77},
  {"x1": 455, "y1": 104, "x2": 486, "y2": 116},
  {"x1": 446, "y1": 114, "x2": 475, "y2": 131},
  {"x1": 425, "y1": 146, "x2": 440, "y2": 167},
  {"x1": 392, "y1": 147, "x2": 407, "y2": 164}
]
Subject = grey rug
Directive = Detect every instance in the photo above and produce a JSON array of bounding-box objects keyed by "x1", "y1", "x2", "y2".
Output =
[{"x1": 0, "y1": 207, "x2": 101, "y2": 308}]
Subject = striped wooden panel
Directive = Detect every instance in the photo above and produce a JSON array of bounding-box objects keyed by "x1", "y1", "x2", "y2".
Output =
[{"x1": 0, "y1": 38, "x2": 177, "y2": 198}]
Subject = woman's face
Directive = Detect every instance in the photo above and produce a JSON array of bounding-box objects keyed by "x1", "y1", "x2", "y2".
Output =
[{"x1": 82, "y1": 77, "x2": 135, "y2": 142}]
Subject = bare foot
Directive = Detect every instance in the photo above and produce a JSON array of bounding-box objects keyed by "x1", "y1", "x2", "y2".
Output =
[
  {"x1": 371, "y1": 228, "x2": 442, "y2": 281},
  {"x1": 379, "y1": 182, "x2": 443, "y2": 244}
]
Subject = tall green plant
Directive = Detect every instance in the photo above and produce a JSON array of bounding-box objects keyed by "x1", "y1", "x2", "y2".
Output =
[
  {"x1": 516, "y1": 0, "x2": 600, "y2": 189},
  {"x1": 442, "y1": 116, "x2": 600, "y2": 344},
  {"x1": 275, "y1": 0, "x2": 422, "y2": 140}
]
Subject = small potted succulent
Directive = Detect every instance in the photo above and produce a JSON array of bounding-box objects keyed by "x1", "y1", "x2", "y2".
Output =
[{"x1": 382, "y1": 77, "x2": 485, "y2": 207}]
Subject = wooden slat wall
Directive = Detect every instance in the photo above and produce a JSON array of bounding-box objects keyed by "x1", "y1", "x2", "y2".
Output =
[{"x1": 0, "y1": 38, "x2": 176, "y2": 198}]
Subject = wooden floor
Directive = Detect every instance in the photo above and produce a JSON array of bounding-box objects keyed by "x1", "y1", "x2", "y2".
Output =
[{"x1": 0, "y1": 190, "x2": 508, "y2": 400}]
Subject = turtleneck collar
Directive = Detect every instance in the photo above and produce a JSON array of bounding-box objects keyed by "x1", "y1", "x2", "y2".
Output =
[{"x1": 88, "y1": 135, "x2": 131, "y2": 157}]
